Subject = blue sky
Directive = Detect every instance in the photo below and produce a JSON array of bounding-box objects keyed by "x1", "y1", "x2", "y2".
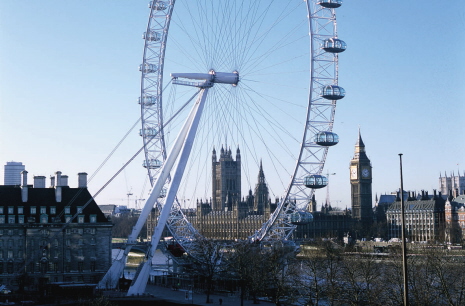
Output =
[{"x1": 1, "y1": 1, "x2": 464, "y2": 210}]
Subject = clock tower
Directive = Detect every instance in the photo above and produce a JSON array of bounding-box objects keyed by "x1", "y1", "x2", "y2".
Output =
[{"x1": 350, "y1": 130, "x2": 373, "y2": 230}]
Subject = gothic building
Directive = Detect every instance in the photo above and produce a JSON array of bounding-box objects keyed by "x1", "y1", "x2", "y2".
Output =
[
  {"x1": 440, "y1": 171, "x2": 465, "y2": 197},
  {"x1": 350, "y1": 130, "x2": 373, "y2": 232},
  {"x1": 212, "y1": 146, "x2": 241, "y2": 211},
  {"x1": 148, "y1": 146, "x2": 276, "y2": 241}
]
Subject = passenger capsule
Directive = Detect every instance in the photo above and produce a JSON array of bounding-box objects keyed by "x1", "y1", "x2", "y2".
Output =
[
  {"x1": 323, "y1": 38, "x2": 347, "y2": 53},
  {"x1": 139, "y1": 128, "x2": 158, "y2": 137},
  {"x1": 290, "y1": 211, "x2": 314, "y2": 225},
  {"x1": 143, "y1": 31, "x2": 161, "y2": 41},
  {"x1": 149, "y1": 1, "x2": 167, "y2": 10},
  {"x1": 304, "y1": 175, "x2": 328, "y2": 189},
  {"x1": 315, "y1": 131, "x2": 339, "y2": 146},
  {"x1": 138, "y1": 95, "x2": 157, "y2": 106},
  {"x1": 143, "y1": 159, "x2": 162, "y2": 169},
  {"x1": 320, "y1": 85, "x2": 345, "y2": 100},
  {"x1": 318, "y1": 0, "x2": 343, "y2": 8},
  {"x1": 139, "y1": 63, "x2": 158, "y2": 74}
]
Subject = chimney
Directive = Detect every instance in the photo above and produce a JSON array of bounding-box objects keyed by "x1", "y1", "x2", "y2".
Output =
[
  {"x1": 33, "y1": 176, "x2": 46, "y2": 188},
  {"x1": 61, "y1": 175, "x2": 68, "y2": 187},
  {"x1": 433, "y1": 189, "x2": 437, "y2": 199},
  {"x1": 55, "y1": 171, "x2": 62, "y2": 186},
  {"x1": 21, "y1": 170, "x2": 28, "y2": 202},
  {"x1": 50, "y1": 176, "x2": 55, "y2": 187},
  {"x1": 55, "y1": 171, "x2": 62, "y2": 203},
  {"x1": 78, "y1": 172, "x2": 88, "y2": 188}
]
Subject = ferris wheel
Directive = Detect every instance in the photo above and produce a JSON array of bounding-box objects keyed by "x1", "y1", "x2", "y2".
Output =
[{"x1": 99, "y1": 0, "x2": 345, "y2": 293}]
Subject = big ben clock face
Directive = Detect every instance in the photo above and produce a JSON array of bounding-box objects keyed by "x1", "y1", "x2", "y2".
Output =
[
  {"x1": 350, "y1": 166, "x2": 357, "y2": 179},
  {"x1": 362, "y1": 167, "x2": 370, "y2": 178}
]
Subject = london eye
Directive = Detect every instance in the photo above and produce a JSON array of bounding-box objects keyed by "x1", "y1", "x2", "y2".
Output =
[{"x1": 99, "y1": 0, "x2": 345, "y2": 293}]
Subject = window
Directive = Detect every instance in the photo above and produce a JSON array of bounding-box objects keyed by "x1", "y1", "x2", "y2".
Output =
[
  {"x1": 8, "y1": 207, "x2": 13, "y2": 214},
  {"x1": 77, "y1": 206, "x2": 83, "y2": 214},
  {"x1": 0, "y1": 207, "x2": 3, "y2": 214},
  {"x1": 0, "y1": 216, "x2": 4, "y2": 224},
  {"x1": 18, "y1": 206, "x2": 24, "y2": 214},
  {"x1": 18, "y1": 215, "x2": 24, "y2": 224},
  {"x1": 90, "y1": 238, "x2": 96, "y2": 245},
  {"x1": 78, "y1": 215, "x2": 84, "y2": 224},
  {"x1": 66, "y1": 239, "x2": 71, "y2": 246},
  {"x1": 40, "y1": 207, "x2": 46, "y2": 214},
  {"x1": 90, "y1": 215, "x2": 97, "y2": 223},
  {"x1": 50, "y1": 206, "x2": 56, "y2": 215},
  {"x1": 90, "y1": 228, "x2": 96, "y2": 235},
  {"x1": 40, "y1": 214, "x2": 48, "y2": 224},
  {"x1": 30, "y1": 206, "x2": 36, "y2": 214},
  {"x1": 65, "y1": 215, "x2": 71, "y2": 223},
  {"x1": 64, "y1": 207, "x2": 70, "y2": 214},
  {"x1": 0, "y1": 240, "x2": 3, "y2": 247},
  {"x1": 8, "y1": 216, "x2": 15, "y2": 224}
]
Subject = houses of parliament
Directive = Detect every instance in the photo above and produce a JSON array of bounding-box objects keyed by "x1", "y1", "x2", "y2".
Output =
[{"x1": 147, "y1": 133, "x2": 374, "y2": 241}]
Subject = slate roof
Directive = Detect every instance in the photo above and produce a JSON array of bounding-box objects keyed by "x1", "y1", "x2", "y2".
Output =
[
  {"x1": 0, "y1": 185, "x2": 109, "y2": 223},
  {"x1": 386, "y1": 196, "x2": 445, "y2": 213}
]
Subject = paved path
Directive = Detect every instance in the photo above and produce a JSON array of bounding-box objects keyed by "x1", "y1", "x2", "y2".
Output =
[{"x1": 143, "y1": 284, "x2": 274, "y2": 306}]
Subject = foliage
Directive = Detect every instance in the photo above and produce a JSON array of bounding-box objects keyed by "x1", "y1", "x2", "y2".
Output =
[{"x1": 111, "y1": 214, "x2": 147, "y2": 239}]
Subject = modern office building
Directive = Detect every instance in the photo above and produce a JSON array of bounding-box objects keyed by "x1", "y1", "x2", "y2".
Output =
[{"x1": 4, "y1": 161, "x2": 25, "y2": 185}]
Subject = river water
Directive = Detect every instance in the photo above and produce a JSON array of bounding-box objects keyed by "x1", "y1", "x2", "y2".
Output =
[{"x1": 112, "y1": 248, "x2": 170, "y2": 280}]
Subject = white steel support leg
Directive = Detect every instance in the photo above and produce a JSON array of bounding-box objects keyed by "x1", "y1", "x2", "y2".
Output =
[
  {"x1": 127, "y1": 88, "x2": 209, "y2": 296},
  {"x1": 97, "y1": 89, "x2": 205, "y2": 290}
]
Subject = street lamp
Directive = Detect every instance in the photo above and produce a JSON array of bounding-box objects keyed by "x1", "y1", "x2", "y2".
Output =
[{"x1": 399, "y1": 154, "x2": 408, "y2": 306}]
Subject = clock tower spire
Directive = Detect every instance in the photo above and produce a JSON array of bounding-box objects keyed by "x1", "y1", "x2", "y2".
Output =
[{"x1": 350, "y1": 129, "x2": 373, "y2": 234}]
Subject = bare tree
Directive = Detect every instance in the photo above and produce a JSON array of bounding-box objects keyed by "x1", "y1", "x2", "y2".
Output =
[
  {"x1": 339, "y1": 255, "x2": 384, "y2": 305},
  {"x1": 259, "y1": 242, "x2": 303, "y2": 306},
  {"x1": 188, "y1": 237, "x2": 225, "y2": 303},
  {"x1": 226, "y1": 240, "x2": 267, "y2": 305}
]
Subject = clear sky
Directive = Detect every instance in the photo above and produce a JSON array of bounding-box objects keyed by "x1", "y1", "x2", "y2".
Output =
[{"x1": 1, "y1": 1, "x2": 464, "y2": 210}]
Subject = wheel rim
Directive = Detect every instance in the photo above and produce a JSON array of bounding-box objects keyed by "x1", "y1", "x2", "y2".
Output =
[{"x1": 140, "y1": 0, "x2": 344, "y2": 249}]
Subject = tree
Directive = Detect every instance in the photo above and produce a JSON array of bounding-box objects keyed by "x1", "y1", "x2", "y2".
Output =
[
  {"x1": 260, "y1": 242, "x2": 302, "y2": 306},
  {"x1": 188, "y1": 237, "x2": 225, "y2": 303},
  {"x1": 339, "y1": 255, "x2": 384, "y2": 305},
  {"x1": 111, "y1": 214, "x2": 147, "y2": 239},
  {"x1": 226, "y1": 240, "x2": 266, "y2": 306}
]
